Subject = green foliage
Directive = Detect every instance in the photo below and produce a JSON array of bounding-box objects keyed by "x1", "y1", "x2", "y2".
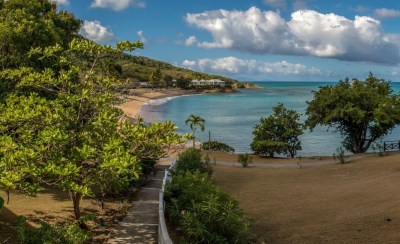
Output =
[
  {"x1": 176, "y1": 76, "x2": 191, "y2": 89},
  {"x1": 333, "y1": 147, "x2": 347, "y2": 164},
  {"x1": 164, "y1": 172, "x2": 255, "y2": 243},
  {"x1": 139, "y1": 158, "x2": 157, "y2": 177},
  {"x1": 16, "y1": 216, "x2": 90, "y2": 244},
  {"x1": 238, "y1": 153, "x2": 252, "y2": 167},
  {"x1": 251, "y1": 103, "x2": 303, "y2": 157},
  {"x1": 174, "y1": 148, "x2": 211, "y2": 175},
  {"x1": 0, "y1": 38, "x2": 181, "y2": 220},
  {"x1": 306, "y1": 74, "x2": 400, "y2": 154},
  {"x1": 201, "y1": 141, "x2": 235, "y2": 153},
  {"x1": 0, "y1": 0, "x2": 80, "y2": 71},
  {"x1": 185, "y1": 114, "x2": 205, "y2": 149}
]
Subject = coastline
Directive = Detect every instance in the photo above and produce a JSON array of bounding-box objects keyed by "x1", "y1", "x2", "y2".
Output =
[
  {"x1": 117, "y1": 88, "x2": 197, "y2": 119},
  {"x1": 117, "y1": 87, "x2": 237, "y2": 119}
]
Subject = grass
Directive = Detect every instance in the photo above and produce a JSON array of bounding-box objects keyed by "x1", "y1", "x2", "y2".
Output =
[{"x1": 212, "y1": 152, "x2": 400, "y2": 243}]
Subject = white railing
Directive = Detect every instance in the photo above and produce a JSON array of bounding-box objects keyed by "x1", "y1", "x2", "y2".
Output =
[{"x1": 158, "y1": 161, "x2": 176, "y2": 244}]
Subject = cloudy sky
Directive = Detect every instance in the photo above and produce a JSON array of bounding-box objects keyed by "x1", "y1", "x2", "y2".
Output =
[{"x1": 56, "y1": 0, "x2": 400, "y2": 81}]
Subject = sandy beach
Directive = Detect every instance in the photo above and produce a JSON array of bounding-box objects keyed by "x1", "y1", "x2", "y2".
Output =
[{"x1": 117, "y1": 88, "x2": 198, "y2": 119}]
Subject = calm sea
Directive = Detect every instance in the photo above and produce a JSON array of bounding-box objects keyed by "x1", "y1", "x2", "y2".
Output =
[{"x1": 139, "y1": 82, "x2": 400, "y2": 156}]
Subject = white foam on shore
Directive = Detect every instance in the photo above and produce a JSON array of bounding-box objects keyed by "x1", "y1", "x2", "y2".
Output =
[{"x1": 145, "y1": 93, "x2": 202, "y2": 106}]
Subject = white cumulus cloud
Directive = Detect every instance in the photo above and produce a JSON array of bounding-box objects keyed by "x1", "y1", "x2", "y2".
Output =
[
  {"x1": 374, "y1": 8, "x2": 400, "y2": 19},
  {"x1": 90, "y1": 0, "x2": 145, "y2": 11},
  {"x1": 137, "y1": 30, "x2": 147, "y2": 43},
  {"x1": 186, "y1": 7, "x2": 400, "y2": 64},
  {"x1": 181, "y1": 56, "x2": 324, "y2": 77},
  {"x1": 184, "y1": 36, "x2": 197, "y2": 46},
  {"x1": 80, "y1": 20, "x2": 114, "y2": 43}
]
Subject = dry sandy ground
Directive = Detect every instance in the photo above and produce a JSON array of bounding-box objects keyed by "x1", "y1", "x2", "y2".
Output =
[
  {"x1": 0, "y1": 186, "x2": 133, "y2": 243},
  {"x1": 212, "y1": 152, "x2": 400, "y2": 243}
]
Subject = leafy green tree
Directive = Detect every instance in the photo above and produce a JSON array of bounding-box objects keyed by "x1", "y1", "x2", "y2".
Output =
[
  {"x1": 251, "y1": 103, "x2": 303, "y2": 157},
  {"x1": 0, "y1": 0, "x2": 80, "y2": 70},
  {"x1": 185, "y1": 115, "x2": 205, "y2": 149},
  {"x1": 176, "y1": 76, "x2": 190, "y2": 89},
  {"x1": 306, "y1": 74, "x2": 400, "y2": 153},
  {"x1": 0, "y1": 39, "x2": 143, "y2": 221},
  {"x1": 164, "y1": 74, "x2": 174, "y2": 87}
]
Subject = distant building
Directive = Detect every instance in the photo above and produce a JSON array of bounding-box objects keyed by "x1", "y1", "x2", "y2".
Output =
[
  {"x1": 191, "y1": 79, "x2": 225, "y2": 87},
  {"x1": 139, "y1": 82, "x2": 152, "y2": 88}
]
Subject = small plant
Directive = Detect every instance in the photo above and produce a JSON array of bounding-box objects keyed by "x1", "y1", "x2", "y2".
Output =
[
  {"x1": 16, "y1": 216, "x2": 90, "y2": 244},
  {"x1": 238, "y1": 153, "x2": 252, "y2": 167},
  {"x1": 372, "y1": 142, "x2": 385, "y2": 157},
  {"x1": 174, "y1": 148, "x2": 212, "y2": 175},
  {"x1": 333, "y1": 147, "x2": 347, "y2": 164}
]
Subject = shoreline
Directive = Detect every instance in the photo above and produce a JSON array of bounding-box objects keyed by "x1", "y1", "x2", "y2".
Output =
[
  {"x1": 117, "y1": 88, "x2": 198, "y2": 119},
  {"x1": 117, "y1": 87, "x2": 237, "y2": 119}
]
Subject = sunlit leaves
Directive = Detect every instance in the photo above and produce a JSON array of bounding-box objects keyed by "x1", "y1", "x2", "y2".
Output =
[{"x1": 306, "y1": 74, "x2": 400, "y2": 153}]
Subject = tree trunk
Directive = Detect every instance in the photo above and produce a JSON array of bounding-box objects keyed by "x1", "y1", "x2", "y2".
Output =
[
  {"x1": 6, "y1": 190, "x2": 10, "y2": 204},
  {"x1": 70, "y1": 191, "x2": 82, "y2": 220},
  {"x1": 192, "y1": 129, "x2": 196, "y2": 149}
]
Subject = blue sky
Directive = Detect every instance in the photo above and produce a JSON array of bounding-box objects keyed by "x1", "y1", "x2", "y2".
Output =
[{"x1": 56, "y1": 0, "x2": 400, "y2": 81}]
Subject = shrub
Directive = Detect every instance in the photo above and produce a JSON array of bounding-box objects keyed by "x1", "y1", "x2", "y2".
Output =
[
  {"x1": 140, "y1": 158, "x2": 157, "y2": 177},
  {"x1": 333, "y1": 147, "x2": 347, "y2": 164},
  {"x1": 174, "y1": 148, "x2": 211, "y2": 175},
  {"x1": 164, "y1": 172, "x2": 255, "y2": 243},
  {"x1": 238, "y1": 153, "x2": 252, "y2": 167},
  {"x1": 16, "y1": 216, "x2": 90, "y2": 244},
  {"x1": 201, "y1": 141, "x2": 235, "y2": 153},
  {"x1": 372, "y1": 143, "x2": 385, "y2": 157}
]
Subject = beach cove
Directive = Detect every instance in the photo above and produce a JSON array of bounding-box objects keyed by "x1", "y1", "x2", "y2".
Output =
[{"x1": 138, "y1": 82, "x2": 400, "y2": 156}]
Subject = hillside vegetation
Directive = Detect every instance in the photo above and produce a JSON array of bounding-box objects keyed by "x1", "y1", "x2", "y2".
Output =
[{"x1": 116, "y1": 53, "x2": 238, "y2": 84}]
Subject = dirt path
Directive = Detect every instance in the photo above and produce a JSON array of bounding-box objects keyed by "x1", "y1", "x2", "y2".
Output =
[{"x1": 214, "y1": 153, "x2": 380, "y2": 169}]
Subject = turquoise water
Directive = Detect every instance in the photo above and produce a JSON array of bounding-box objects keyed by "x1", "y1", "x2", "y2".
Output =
[{"x1": 139, "y1": 82, "x2": 400, "y2": 156}]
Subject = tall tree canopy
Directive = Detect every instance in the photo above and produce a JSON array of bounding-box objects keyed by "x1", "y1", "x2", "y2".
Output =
[
  {"x1": 0, "y1": 0, "x2": 80, "y2": 70},
  {"x1": 251, "y1": 103, "x2": 303, "y2": 157},
  {"x1": 305, "y1": 74, "x2": 400, "y2": 154}
]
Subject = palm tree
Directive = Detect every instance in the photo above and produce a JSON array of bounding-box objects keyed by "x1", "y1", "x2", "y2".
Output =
[{"x1": 185, "y1": 114, "x2": 205, "y2": 149}]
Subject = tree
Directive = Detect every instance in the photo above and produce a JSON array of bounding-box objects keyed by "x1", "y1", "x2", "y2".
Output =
[
  {"x1": 251, "y1": 103, "x2": 303, "y2": 157},
  {"x1": 305, "y1": 74, "x2": 400, "y2": 154},
  {"x1": 0, "y1": 0, "x2": 80, "y2": 71},
  {"x1": 176, "y1": 76, "x2": 190, "y2": 89},
  {"x1": 164, "y1": 74, "x2": 174, "y2": 87},
  {"x1": 185, "y1": 115, "x2": 205, "y2": 149}
]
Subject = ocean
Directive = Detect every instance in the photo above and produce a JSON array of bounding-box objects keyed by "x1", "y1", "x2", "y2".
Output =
[{"x1": 139, "y1": 82, "x2": 400, "y2": 156}]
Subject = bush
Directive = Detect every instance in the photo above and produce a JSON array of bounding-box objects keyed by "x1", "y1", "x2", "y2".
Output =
[
  {"x1": 251, "y1": 140, "x2": 288, "y2": 157},
  {"x1": 174, "y1": 148, "x2": 211, "y2": 175},
  {"x1": 164, "y1": 172, "x2": 255, "y2": 243},
  {"x1": 238, "y1": 153, "x2": 252, "y2": 167},
  {"x1": 333, "y1": 147, "x2": 347, "y2": 164},
  {"x1": 140, "y1": 158, "x2": 157, "y2": 177},
  {"x1": 201, "y1": 141, "x2": 235, "y2": 153},
  {"x1": 16, "y1": 216, "x2": 90, "y2": 244}
]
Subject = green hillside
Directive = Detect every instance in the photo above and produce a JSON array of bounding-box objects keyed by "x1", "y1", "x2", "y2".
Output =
[{"x1": 116, "y1": 53, "x2": 238, "y2": 84}]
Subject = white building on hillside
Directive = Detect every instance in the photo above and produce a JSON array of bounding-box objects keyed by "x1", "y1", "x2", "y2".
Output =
[{"x1": 191, "y1": 79, "x2": 225, "y2": 87}]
